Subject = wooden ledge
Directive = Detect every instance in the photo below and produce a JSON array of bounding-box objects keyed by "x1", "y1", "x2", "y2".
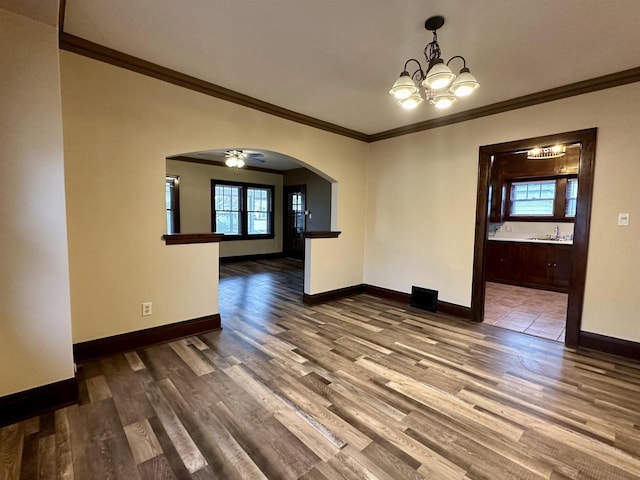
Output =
[
  {"x1": 302, "y1": 231, "x2": 341, "y2": 239},
  {"x1": 162, "y1": 233, "x2": 224, "y2": 245}
]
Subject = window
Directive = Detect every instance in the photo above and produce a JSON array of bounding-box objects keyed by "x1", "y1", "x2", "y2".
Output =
[
  {"x1": 291, "y1": 192, "x2": 304, "y2": 231},
  {"x1": 165, "y1": 175, "x2": 180, "y2": 233},
  {"x1": 507, "y1": 176, "x2": 577, "y2": 220},
  {"x1": 214, "y1": 184, "x2": 241, "y2": 235},
  {"x1": 211, "y1": 180, "x2": 274, "y2": 239},
  {"x1": 510, "y1": 179, "x2": 556, "y2": 216},
  {"x1": 566, "y1": 178, "x2": 578, "y2": 217}
]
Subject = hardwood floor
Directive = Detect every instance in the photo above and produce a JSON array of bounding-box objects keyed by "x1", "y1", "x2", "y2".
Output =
[{"x1": 2, "y1": 258, "x2": 640, "y2": 479}]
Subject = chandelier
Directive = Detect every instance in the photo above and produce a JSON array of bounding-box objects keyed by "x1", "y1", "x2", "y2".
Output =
[
  {"x1": 389, "y1": 16, "x2": 479, "y2": 110},
  {"x1": 225, "y1": 150, "x2": 247, "y2": 168}
]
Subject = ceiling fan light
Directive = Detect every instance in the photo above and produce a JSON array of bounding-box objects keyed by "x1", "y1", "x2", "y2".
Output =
[
  {"x1": 225, "y1": 157, "x2": 237, "y2": 167},
  {"x1": 432, "y1": 94, "x2": 457, "y2": 109},
  {"x1": 450, "y1": 68, "x2": 479, "y2": 97},
  {"x1": 236, "y1": 158, "x2": 245, "y2": 168},
  {"x1": 399, "y1": 93, "x2": 423, "y2": 109},
  {"x1": 389, "y1": 72, "x2": 418, "y2": 100},
  {"x1": 423, "y1": 59, "x2": 455, "y2": 90}
]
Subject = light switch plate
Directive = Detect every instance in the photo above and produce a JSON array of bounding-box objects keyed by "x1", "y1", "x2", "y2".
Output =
[{"x1": 617, "y1": 212, "x2": 630, "y2": 226}]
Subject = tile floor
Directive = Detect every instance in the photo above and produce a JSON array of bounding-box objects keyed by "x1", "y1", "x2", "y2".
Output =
[{"x1": 484, "y1": 282, "x2": 567, "y2": 342}]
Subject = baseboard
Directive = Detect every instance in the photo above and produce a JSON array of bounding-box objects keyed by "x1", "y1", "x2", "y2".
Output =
[
  {"x1": 220, "y1": 252, "x2": 284, "y2": 263},
  {"x1": 437, "y1": 300, "x2": 473, "y2": 320},
  {"x1": 74, "y1": 314, "x2": 222, "y2": 362},
  {"x1": 302, "y1": 284, "x2": 365, "y2": 305},
  {"x1": 302, "y1": 283, "x2": 471, "y2": 319},
  {"x1": 362, "y1": 284, "x2": 472, "y2": 319},
  {"x1": 579, "y1": 331, "x2": 640, "y2": 361},
  {"x1": 362, "y1": 284, "x2": 410, "y2": 303},
  {"x1": 0, "y1": 378, "x2": 79, "y2": 427}
]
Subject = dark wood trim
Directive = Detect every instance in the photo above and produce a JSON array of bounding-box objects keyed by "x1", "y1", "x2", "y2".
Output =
[
  {"x1": 162, "y1": 233, "x2": 224, "y2": 244},
  {"x1": 220, "y1": 252, "x2": 284, "y2": 263},
  {"x1": 362, "y1": 285, "x2": 471, "y2": 319},
  {"x1": 58, "y1": 23, "x2": 640, "y2": 144},
  {"x1": 74, "y1": 314, "x2": 221, "y2": 362},
  {"x1": 58, "y1": 33, "x2": 368, "y2": 142},
  {"x1": 302, "y1": 231, "x2": 341, "y2": 239},
  {"x1": 211, "y1": 179, "x2": 276, "y2": 239},
  {"x1": 503, "y1": 174, "x2": 578, "y2": 222},
  {"x1": 169, "y1": 155, "x2": 285, "y2": 176},
  {"x1": 363, "y1": 284, "x2": 409, "y2": 303},
  {"x1": 471, "y1": 128, "x2": 598, "y2": 348},
  {"x1": 369, "y1": 68, "x2": 640, "y2": 142},
  {"x1": 437, "y1": 300, "x2": 473, "y2": 320},
  {"x1": 579, "y1": 332, "x2": 640, "y2": 362},
  {"x1": 302, "y1": 283, "x2": 471, "y2": 319},
  {"x1": 302, "y1": 284, "x2": 365, "y2": 305},
  {"x1": 0, "y1": 378, "x2": 78, "y2": 427},
  {"x1": 282, "y1": 184, "x2": 307, "y2": 260},
  {"x1": 58, "y1": 0, "x2": 66, "y2": 33},
  {"x1": 57, "y1": 17, "x2": 640, "y2": 145}
]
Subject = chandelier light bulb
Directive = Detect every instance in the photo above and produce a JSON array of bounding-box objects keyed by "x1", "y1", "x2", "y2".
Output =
[
  {"x1": 424, "y1": 60, "x2": 455, "y2": 90},
  {"x1": 433, "y1": 94, "x2": 456, "y2": 109},
  {"x1": 389, "y1": 72, "x2": 418, "y2": 100},
  {"x1": 450, "y1": 68, "x2": 479, "y2": 97},
  {"x1": 399, "y1": 93, "x2": 424, "y2": 109}
]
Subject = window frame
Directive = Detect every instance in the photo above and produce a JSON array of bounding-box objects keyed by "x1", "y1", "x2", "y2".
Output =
[
  {"x1": 505, "y1": 174, "x2": 577, "y2": 222},
  {"x1": 211, "y1": 179, "x2": 275, "y2": 240}
]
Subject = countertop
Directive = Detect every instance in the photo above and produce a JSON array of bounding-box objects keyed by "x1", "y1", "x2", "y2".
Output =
[{"x1": 488, "y1": 236, "x2": 573, "y2": 245}]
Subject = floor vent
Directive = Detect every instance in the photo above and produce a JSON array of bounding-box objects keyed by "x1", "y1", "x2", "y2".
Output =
[{"x1": 410, "y1": 286, "x2": 438, "y2": 312}]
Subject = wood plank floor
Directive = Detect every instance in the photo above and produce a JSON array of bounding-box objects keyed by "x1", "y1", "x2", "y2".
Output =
[{"x1": 2, "y1": 258, "x2": 640, "y2": 479}]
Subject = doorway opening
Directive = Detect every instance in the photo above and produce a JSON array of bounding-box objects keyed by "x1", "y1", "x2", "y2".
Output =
[
  {"x1": 164, "y1": 148, "x2": 335, "y2": 295},
  {"x1": 471, "y1": 128, "x2": 597, "y2": 347},
  {"x1": 283, "y1": 185, "x2": 306, "y2": 260}
]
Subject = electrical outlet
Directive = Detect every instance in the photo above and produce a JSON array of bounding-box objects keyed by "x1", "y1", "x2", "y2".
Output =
[{"x1": 142, "y1": 302, "x2": 152, "y2": 316}]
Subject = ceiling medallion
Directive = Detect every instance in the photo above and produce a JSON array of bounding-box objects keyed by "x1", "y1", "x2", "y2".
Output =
[{"x1": 389, "y1": 16, "x2": 479, "y2": 110}]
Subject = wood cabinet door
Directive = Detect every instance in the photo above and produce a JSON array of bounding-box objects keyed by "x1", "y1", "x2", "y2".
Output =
[
  {"x1": 549, "y1": 246, "x2": 572, "y2": 289},
  {"x1": 486, "y1": 241, "x2": 513, "y2": 282},
  {"x1": 517, "y1": 244, "x2": 550, "y2": 286}
]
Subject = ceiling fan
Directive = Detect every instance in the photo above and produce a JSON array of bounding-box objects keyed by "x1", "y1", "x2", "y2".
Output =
[{"x1": 197, "y1": 149, "x2": 265, "y2": 167}]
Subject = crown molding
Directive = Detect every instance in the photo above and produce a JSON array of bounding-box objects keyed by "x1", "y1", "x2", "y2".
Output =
[
  {"x1": 57, "y1": 1, "x2": 640, "y2": 145},
  {"x1": 58, "y1": 33, "x2": 369, "y2": 143},
  {"x1": 368, "y1": 66, "x2": 640, "y2": 142}
]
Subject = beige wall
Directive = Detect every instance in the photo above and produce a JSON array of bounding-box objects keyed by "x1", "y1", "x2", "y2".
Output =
[
  {"x1": 166, "y1": 159, "x2": 283, "y2": 257},
  {"x1": 366, "y1": 82, "x2": 640, "y2": 343},
  {"x1": 61, "y1": 51, "x2": 368, "y2": 342},
  {"x1": 0, "y1": 10, "x2": 74, "y2": 396}
]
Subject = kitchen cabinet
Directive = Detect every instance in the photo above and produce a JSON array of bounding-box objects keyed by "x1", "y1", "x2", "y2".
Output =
[{"x1": 485, "y1": 241, "x2": 572, "y2": 292}]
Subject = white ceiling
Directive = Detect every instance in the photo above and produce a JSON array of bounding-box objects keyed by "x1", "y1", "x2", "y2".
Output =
[
  {"x1": 0, "y1": 0, "x2": 58, "y2": 26},
  {"x1": 59, "y1": 0, "x2": 640, "y2": 135}
]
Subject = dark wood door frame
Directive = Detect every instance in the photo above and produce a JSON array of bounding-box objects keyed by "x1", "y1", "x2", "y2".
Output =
[
  {"x1": 471, "y1": 128, "x2": 597, "y2": 347},
  {"x1": 283, "y1": 185, "x2": 307, "y2": 259}
]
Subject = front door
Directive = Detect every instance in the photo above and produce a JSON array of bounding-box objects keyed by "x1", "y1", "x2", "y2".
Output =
[{"x1": 283, "y1": 185, "x2": 306, "y2": 259}]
